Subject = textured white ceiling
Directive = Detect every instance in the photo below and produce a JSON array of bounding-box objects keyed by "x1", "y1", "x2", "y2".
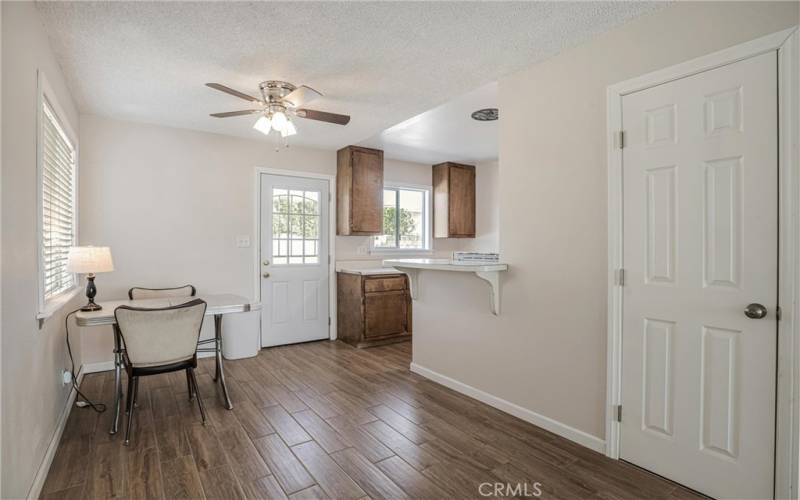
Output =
[
  {"x1": 36, "y1": 1, "x2": 662, "y2": 153},
  {"x1": 360, "y1": 82, "x2": 497, "y2": 164}
]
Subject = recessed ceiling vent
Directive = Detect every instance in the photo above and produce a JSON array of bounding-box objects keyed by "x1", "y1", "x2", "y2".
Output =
[{"x1": 471, "y1": 108, "x2": 498, "y2": 121}]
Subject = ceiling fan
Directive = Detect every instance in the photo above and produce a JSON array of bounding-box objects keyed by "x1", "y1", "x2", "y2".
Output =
[{"x1": 206, "y1": 80, "x2": 350, "y2": 140}]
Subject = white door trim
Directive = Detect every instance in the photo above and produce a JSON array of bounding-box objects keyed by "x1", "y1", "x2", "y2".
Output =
[
  {"x1": 606, "y1": 27, "x2": 799, "y2": 499},
  {"x1": 254, "y1": 167, "x2": 337, "y2": 341}
]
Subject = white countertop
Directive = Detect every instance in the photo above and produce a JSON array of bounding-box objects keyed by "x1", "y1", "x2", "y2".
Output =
[
  {"x1": 336, "y1": 266, "x2": 406, "y2": 276},
  {"x1": 382, "y1": 258, "x2": 508, "y2": 272},
  {"x1": 381, "y1": 259, "x2": 507, "y2": 314}
]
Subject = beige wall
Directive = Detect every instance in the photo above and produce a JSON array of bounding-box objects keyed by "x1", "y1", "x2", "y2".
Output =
[
  {"x1": 413, "y1": 1, "x2": 799, "y2": 441},
  {"x1": 1, "y1": 2, "x2": 84, "y2": 498},
  {"x1": 78, "y1": 115, "x2": 496, "y2": 364},
  {"x1": 1, "y1": 2, "x2": 4, "y2": 496}
]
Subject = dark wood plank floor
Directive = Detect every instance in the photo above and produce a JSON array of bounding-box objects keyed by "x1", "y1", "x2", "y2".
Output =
[{"x1": 42, "y1": 340, "x2": 702, "y2": 499}]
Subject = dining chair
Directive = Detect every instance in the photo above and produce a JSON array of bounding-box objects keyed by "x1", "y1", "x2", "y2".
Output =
[
  {"x1": 114, "y1": 298, "x2": 208, "y2": 445},
  {"x1": 128, "y1": 284, "x2": 217, "y2": 394},
  {"x1": 128, "y1": 284, "x2": 196, "y2": 300}
]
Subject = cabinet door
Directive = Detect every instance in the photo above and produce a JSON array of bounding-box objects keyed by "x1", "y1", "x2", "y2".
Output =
[
  {"x1": 364, "y1": 291, "x2": 408, "y2": 338},
  {"x1": 448, "y1": 165, "x2": 476, "y2": 236},
  {"x1": 350, "y1": 149, "x2": 383, "y2": 234}
]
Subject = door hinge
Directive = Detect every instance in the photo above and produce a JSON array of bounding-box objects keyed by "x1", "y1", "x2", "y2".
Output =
[
  {"x1": 777, "y1": 306, "x2": 782, "y2": 321},
  {"x1": 328, "y1": 317, "x2": 331, "y2": 326},
  {"x1": 615, "y1": 130, "x2": 626, "y2": 149},
  {"x1": 614, "y1": 404, "x2": 623, "y2": 422},
  {"x1": 616, "y1": 268, "x2": 626, "y2": 286}
]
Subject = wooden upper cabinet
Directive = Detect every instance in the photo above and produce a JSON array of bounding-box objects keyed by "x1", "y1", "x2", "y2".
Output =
[
  {"x1": 433, "y1": 162, "x2": 476, "y2": 238},
  {"x1": 337, "y1": 146, "x2": 384, "y2": 235}
]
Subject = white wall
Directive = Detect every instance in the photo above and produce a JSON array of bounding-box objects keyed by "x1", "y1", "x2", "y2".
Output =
[
  {"x1": 1, "y1": 3, "x2": 84, "y2": 498},
  {"x1": 78, "y1": 115, "x2": 497, "y2": 365},
  {"x1": 411, "y1": 1, "x2": 799, "y2": 441}
]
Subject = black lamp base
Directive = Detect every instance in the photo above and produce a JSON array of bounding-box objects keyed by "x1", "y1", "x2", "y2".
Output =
[
  {"x1": 80, "y1": 302, "x2": 103, "y2": 312},
  {"x1": 81, "y1": 274, "x2": 102, "y2": 311}
]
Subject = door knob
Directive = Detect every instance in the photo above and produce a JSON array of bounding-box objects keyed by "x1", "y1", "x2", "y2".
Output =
[
  {"x1": 262, "y1": 272, "x2": 270, "y2": 278},
  {"x1": 744, "y1": 303, "x2": 768, "y2": 319}
]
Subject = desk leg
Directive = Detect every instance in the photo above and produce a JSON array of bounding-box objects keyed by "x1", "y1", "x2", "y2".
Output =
[
  {"x1": 110, "y1": 324, "x2": 123, "y2": 434},
  {"x1": 214, "y1": 314, "x2": 233, "y2": 410}
]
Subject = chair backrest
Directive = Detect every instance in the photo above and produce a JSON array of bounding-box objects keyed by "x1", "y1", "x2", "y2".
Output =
[
  {"x1": 115, "y1": 299, "x2": 207, "y2": 366},
  {"x1": 128, "y1": 284, "x2": 196, "y2": 300}
]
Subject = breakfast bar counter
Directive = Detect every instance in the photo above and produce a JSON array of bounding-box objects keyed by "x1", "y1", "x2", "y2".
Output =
[{"x1": 382, "y1": 258, "x2": 508, "y2": 315}]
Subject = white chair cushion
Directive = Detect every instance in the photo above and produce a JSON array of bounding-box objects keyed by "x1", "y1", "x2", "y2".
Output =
[{"x1": 115, "y1": 300, "x2": 206, "y2": 367}]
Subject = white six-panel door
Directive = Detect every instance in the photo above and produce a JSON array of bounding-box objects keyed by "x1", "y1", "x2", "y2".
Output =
[
  {"x1": 620, "y1": 52, "x2": 777, "y2": 499},
  {"x1": 260, "y1": 174, "x2": 330, "y2": 347}
]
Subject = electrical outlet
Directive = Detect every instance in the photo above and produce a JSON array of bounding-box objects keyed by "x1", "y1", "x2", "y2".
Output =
[
  {"x1": 357, "y1": 245, "x2": 368, "y2": 255},
  {"x1": 61, "y1": 370, "x2": 72, "y2": 386}
]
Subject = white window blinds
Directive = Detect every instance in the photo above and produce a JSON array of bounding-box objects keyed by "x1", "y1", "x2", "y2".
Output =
[{"x1": 41, "y1": 98, "x2": 77, "y2": 301}]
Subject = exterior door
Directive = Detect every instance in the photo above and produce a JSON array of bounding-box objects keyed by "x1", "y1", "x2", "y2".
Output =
[
  {"x1": 620, "y1": 52, "x2": 777, "y2": 499},
  {"x1": 260, "y1": 173, "x2": 330, "y2": 347}
]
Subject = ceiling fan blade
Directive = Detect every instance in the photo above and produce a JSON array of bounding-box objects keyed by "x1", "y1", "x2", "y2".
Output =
[
  {"x1": 206, "y1": 83, "x2": 262, "y2": 104},
  {"x1": 283, "y1": 85, "x2": 323, "y2": 108},
  {"x1": 209, "y1": 109, "x2": 262, "y2": 118},
  {"x1": 295, "y1": 109, "x2": 350, "y2": 125}
]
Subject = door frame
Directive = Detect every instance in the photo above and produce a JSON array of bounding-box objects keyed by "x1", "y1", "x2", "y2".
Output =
[
  {"x1": 605, "y1": 27, "x2": 799, "y2": 498},
  {"x1": 254, "y1": 167, "x2": 337, "y2": 342}
]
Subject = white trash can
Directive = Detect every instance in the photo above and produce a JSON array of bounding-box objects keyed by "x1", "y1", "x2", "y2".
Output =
[{"x1": 221, "y1": 310, "x2": 260, "y2": 360}]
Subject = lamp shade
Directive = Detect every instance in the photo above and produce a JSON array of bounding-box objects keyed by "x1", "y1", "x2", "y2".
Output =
[
  {"x1": 66, "y1": 246, "x2": 114, "y2": 274},
  {"x1": 253, "y1": 115, "x2": 272, "y2": 135}
]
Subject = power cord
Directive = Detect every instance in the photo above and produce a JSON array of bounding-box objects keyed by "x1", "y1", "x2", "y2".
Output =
[{"x1": 65, "y1": 309, "x2": 107, "y2": 413}]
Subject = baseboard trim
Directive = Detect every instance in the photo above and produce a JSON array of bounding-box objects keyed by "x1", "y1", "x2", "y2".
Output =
[
  {"x1": 82, "y1": 360, "x2": 114, "y2": 374},
  {"x1": 26, "y1": 366, "x2": 85, "y2": 500},
  {"x1": 82, "y1": 351, "x2": 216, "y2": 375},
  {"x1": 409, "y1": 362, "x2": 606, "y2": 454}
]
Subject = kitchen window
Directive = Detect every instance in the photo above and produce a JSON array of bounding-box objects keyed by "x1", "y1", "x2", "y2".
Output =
[
  {"x1": 372, "y1": 184, "x2": 431, "y2": 252},
  {"x1": 37, "y1": 73, "x2": 79, "y2": 318}
]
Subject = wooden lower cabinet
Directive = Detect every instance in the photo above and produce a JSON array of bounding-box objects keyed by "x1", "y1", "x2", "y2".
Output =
[{"x1": 337, "y1": 272, "x2": 412, "y2": 348}]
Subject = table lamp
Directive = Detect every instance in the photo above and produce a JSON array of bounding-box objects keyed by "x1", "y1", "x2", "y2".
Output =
[{"x1": 66, "y1": 246, "x2": 115, "y2": 311}]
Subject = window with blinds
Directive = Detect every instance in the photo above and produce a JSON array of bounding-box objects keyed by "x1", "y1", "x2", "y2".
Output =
[{"x1": 40, "y1": 98, "x2": 77, "y2": 302}]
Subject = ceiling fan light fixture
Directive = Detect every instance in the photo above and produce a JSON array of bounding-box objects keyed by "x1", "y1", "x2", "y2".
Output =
[
  {"x1": 208, "y1": 81, "x2": 351, "y2": 145},
  {"x1": 271, "y1": 111, "x2": 288, "y2": 131},
  {"x1": 253, "y1": 115, "x2": 272, "y2": 135},
  {"x1": 281, "y1": 120, "x2": 297, "y2": 138}
]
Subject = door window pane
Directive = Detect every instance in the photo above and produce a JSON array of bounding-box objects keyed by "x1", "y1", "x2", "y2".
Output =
[
  {"x1": 272, "y1": 187, "x2": 322, "y2": 265},
  {"x1": 304, "y1": 216, "x2": 318, "y2": 239},
  {"x1": 289, "y1": 215, "x2": 304, "y2": 238},
  {"x1": 272, "y1": 214, "x2": 288, "y2": 238},
  {"x1": 304, "y1": 191, "x2": 319, "y2": 214}
]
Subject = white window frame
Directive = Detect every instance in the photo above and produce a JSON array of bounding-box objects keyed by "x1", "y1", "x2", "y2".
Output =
[
  {"x1": 36, "y1": 71, "x2": 80, "y2": 320},
  {"x1": 370, "y1": 182, "x2": 432, "y2": 255}
]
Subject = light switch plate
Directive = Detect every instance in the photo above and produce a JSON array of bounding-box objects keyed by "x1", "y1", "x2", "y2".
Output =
[{"x1": 236, "y1": 235, "x2": 251, "y2": 248}]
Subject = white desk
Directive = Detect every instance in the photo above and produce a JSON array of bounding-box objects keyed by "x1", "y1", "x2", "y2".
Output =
[{"x1": 76, "y1": 294, "x2": 260, "y2": 435}]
